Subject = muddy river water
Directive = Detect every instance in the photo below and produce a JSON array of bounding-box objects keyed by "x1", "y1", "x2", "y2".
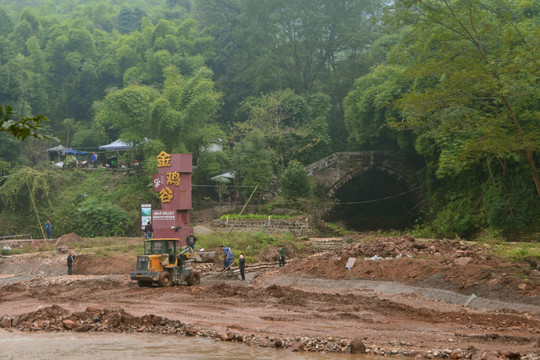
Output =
[{"x1": 0, "y1": 331, "x2": 375, "y2": 360}]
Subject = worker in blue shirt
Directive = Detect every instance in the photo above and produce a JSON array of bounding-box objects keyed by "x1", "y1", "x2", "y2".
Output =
[{"x1": 223, "y1": 247, "x2": 234, "y2": 270}]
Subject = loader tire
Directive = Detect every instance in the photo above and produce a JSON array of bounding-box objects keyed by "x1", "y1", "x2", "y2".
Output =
[
  {"x1": 186, "y1": 271, "x2": 201, "y2": 286},
  {"x1": 159, "y1": 272, "x2": 172, "y2": 287}
]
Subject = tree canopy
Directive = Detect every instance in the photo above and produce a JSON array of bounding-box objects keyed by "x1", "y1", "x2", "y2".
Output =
[{"x1": 0, "y1": 0, "x2": 538, "y2": 238}]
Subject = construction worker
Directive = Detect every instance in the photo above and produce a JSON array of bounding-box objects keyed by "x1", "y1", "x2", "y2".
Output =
[
  {"x1": 239, "y1": 253, "x2": 246, "y2": 280},
  {"x1": 223, "y1": 247, "x2": 234, "y2": 270},
  {"x1": 279, "y1": 246, "x2": 286, "y2": 267},
  {"x1": 45, "y1": 220, "x2": 53, "y2": 240},
  {"x1": 144, "y1": 221, "x2": 153, "y2": 240},
  {"x1": 186, "y1": 230, "x2": 197, "y2": 251},
  {"x1": 67, "y1": 252, "x2": 75, "y2": 275}
]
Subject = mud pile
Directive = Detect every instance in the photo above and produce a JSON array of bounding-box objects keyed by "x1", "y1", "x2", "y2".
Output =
[
  {"x1": 73, "y1": 254, "x2": 134, "y2": 275},
  {"x1": 279, "y1": 236, "x2": 540, "y2": 301},
  {"x1": 1, "y1": 305, "x2": 186, "y2": 334},
  {"x1": 56, "y1": 233, "x2": 85, "y2": 246},
  {"x1": 344, "y1": 235, "x2": 490, "y2": 260},
  {"x1": 251, "y1": 242, "x2": 310, "y2": 263}
]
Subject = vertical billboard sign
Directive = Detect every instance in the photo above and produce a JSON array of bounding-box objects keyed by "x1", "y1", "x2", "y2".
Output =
[
  {"x1": 141, "y1": 204, "x2": 152, "y2": 229},
  {"x1": 151, "y1": 151, "x2": 193, "y2": 244}
]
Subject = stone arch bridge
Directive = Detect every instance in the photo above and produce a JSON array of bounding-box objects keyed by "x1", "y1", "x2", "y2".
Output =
[{"x1": 305, "y1": 151, "x2": 421, "y2": 198}]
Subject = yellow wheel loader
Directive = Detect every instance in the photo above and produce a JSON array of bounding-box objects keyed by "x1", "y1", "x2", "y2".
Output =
[{"x1": 130, "y1": 238, "x2": 201, "y2": 287}]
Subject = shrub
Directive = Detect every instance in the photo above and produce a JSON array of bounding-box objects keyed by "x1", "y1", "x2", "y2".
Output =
[
  {"x1": 280, "y1": 161, "x2": 312, "y2": 199},
  {"x1": 75, "y1": 198, "x2": 132, "y2": 237}
]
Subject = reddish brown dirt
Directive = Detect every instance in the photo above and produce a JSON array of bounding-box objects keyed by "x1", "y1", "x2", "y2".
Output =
[{"x1": 1, "y1": 235, "x2": 539, "y2": 358}]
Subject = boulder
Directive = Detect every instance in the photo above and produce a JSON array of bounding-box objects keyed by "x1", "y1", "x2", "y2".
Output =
[
  {"x1": 75, "y1": 324, "x2": 92, "y2": 332},
  {"x1": 350, "y1": 338, "x2": 366, "y2": 354},
  {"x1": 454, "y1": 257, "x2": 473, "y2": 266},
  {"x1": 62, "y1": 319, "x2": 76, "y2": 329},
  {"x1": 0, "y1": 316, "x2": 12, "y2": 328},
  {"x1": 288, "y1": 342, "x2": 304, "y2": 352}
]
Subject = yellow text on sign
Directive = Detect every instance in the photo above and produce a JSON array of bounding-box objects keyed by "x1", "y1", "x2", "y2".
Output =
[
  {"x1": 159, "y1": 187, "x2": 173, "y2": 203},
  {"x1": 157, "y1": 151, "x2": 171, "y2": 167},
  {"x1": 167, "y1": 171, "x2": 180, "y2": 186}
]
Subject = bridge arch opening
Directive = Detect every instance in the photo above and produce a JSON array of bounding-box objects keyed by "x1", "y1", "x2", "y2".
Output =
[{"x1": 324, "y1": 167, "x2": 420, "y2": 231}]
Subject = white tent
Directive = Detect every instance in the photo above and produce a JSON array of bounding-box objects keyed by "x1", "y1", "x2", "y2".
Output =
[
  {"x1": 98, "y1": 139, "x2": 132, "y2": 151},
  {"x1": 46, "y1": 145, "x2": 67, "y2": 152},
  {"x1": 210, "y1": 172, "x2": 235, "y2": 184}
]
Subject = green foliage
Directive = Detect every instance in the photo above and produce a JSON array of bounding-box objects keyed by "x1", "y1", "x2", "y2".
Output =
[
  {"x1": 231, "y1": 130, "x2": 273, "y2": 191},
  {"x1": 193, "y1": 150, "x2": 231, "y2": 185},
  {"x1": 116, "y1": 6, "x2": 146, "y2": 34},
  {"x1": 484, "y1": 179, "x2": 540, "y2": 231},
  {"x1": 429, "y1": 201, "x2": 485, "y2": 239},
  {"x1": 1, "y1": 105, "x2": 56, "y2": 141},
  {"x1": 196, "y1": 230, "x2": 298, "y2": 261},
  {"x1": 344, "y1": 65, "x2": 412, "y2": 150},
  {"x1": 94, "y1": 64, "x2": 222, "y2": 154},
  {"x1": 0, "y1": 165, "x2": 152, "y2": 238},
  {"x1": 490, "y1": 241, "x2": 540, "y2": 263},
  {"x1": 75, "y1": 198, "x2": 132, "y2": 237},
  {"x1": 142, "y1": 139, "x2": 165, "y2": 177},
  {"x1": 95, "y1": 84, "x2": 160, "y2": 144},
  {"x1": 237, "y1": 0, "x2": 384, "y2": 95},
  {"x1": 0, "y1": 133, "x2": 21, "y2": 163},
  {"x1": 0, "y1": 166, "x2": 54, "y2": 213},
  {"x1": 235, "y1": 89, "x2": 330, "y2": 171},
  {"x1": 219, "y1": 213, "x2": 292, "y2": 220},
  {"x1": 386, "y1": 0, "x2": 540, "y2": 195},
  {"x1": 0, "y1": 0, "x2": 538, "y2": 238},
  {"x1": 324, "y1": 222, "x2": 350, "y2": 236},
  {"x1": 280, "y1": 161, "x2": 312, "y2": 199}
]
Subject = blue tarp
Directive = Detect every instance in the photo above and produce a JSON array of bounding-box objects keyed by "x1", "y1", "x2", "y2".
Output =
[
  {"x1": 46, "y1": 145, "x2": 86, "y2": 155},
  {"x1": 64, "y1": 149, "x2": 87, "y2": 155}
]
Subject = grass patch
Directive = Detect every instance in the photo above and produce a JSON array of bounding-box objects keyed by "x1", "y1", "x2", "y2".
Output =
[
  {"x1": 325, "y1": 222, "x2": 350, "y2": 236},
  {"x1": 477, "y1": 237, "x2": 540, "y2": 263},
  {"x1": 493, "y1": 243, "x2": 540, "y2": 262},
  {"x1": 219, "y1": 213, "x2": 296, "y2": 220},
  {"x1": 196, "y1": 230, "x2": 301, "y2": 262},
  {"x1": 71, "y1": 237, "x2": 143, "y2": 257}
]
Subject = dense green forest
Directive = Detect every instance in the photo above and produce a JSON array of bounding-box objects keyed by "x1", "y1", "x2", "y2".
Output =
[{"x1": 0, "y1": 0, "x2": 538, "y2": 239}]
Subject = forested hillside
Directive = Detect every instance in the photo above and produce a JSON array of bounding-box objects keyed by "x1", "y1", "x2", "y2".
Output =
[{"x1": 0, "y1": 0, "x2": 538, "y2": 239}]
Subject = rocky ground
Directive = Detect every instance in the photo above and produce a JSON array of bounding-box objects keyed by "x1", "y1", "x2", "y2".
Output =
[{"x1": 0, "y1": 233, "x2": 539, "y2": 359}]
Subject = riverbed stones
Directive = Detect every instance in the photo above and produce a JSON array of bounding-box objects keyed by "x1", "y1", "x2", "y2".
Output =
[{"x1": 0, "y1": 304, "x2": 532, "y2": 358}]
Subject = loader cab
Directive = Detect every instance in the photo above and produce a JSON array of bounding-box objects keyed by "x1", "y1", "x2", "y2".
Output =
[
  {"x1": 144, "y1": 238, "x2": 179, "y2": 267},
  {"x1": 145, "y1": 239, "x2": 178, "y2": 256}
]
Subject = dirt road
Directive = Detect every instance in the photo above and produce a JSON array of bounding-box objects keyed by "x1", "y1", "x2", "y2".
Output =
[{"x1": 1, "y1": 235, "x2": 539, "y2": 358}]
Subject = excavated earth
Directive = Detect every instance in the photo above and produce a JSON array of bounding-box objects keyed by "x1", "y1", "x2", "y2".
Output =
[{"x1": 0, "y1": 233, "x2": 539, "y2": 359}]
